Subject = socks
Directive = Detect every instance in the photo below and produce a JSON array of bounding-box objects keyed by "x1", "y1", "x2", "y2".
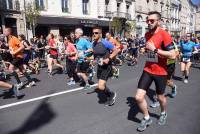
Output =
[
  {"x1": 185, "y1": 76, "x2": 188, "y2": 79},
  {"x1": 144, "y1": 115, "x2": 150, "y2": 120}
]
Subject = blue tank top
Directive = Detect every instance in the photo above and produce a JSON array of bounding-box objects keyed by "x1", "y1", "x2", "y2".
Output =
[{"x1": 181, "y1": 41, "x2": 195, "y2": 57}]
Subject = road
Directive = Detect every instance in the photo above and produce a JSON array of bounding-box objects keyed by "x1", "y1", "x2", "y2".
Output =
[{"x1": 0, "y1": 57, "x2": 200, "y2": 134}]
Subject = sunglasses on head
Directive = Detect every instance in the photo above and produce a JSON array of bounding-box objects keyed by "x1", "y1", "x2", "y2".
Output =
[
  {"x1": 146, "y1": 19, "x2": 157, "y2": 24},
  {"x1": 93, "y1": 32, "x2": 99, "y2": 35}
]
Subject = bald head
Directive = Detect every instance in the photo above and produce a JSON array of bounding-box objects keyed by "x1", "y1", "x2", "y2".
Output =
[{"x1": 4, "y1": 28, "x2": 12, "y2": 36}]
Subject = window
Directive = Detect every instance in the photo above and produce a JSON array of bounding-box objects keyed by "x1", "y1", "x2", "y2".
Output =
[
  {"x1": 105, "y1": 0, "x2": 109, "y2": 11},
  {"x1": 62, "y1": 0, "x2": 69, "y2": 12},
  {"x1": 82, "y1": 0, "x2": 89, "y2": 15},
  {"x1": 117, "y1": 3, "x2": 120, "y2": 12},
  {"x1": 126, "y1": 5, "x2": 129, "y2": 13},
  {"x1": 36, "y1": 0, "x2": 46, "y2": 11},
  {"x1": 6, "y1": 0, "x2": 13, "y2": 10}
]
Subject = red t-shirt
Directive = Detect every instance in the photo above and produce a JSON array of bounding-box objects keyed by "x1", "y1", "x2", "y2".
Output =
[
  {"x1": 144, "y1": 28, "x2": 173, "y2": 76},
  {"x1": 48, "y1": 39, "x2": 58, "y2": 55}
]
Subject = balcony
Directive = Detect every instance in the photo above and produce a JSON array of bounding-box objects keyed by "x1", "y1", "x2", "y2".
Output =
[
  {"x1": 170, "y1": 0, "x2": 180, "y2": 7},
  {"x1": 105, "y1": 11, "x2": 131, "y2": 20},
  {"x1": 0, "y1": 0, "x2": 20, "y2": 12},
  {"x1": 125, "y1": 0, "x2": 135, "y2": 3}
]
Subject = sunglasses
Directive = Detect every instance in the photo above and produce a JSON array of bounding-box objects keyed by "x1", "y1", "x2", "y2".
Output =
[
  {"x1": 146, "y1": 19, "x2": 157, "y2": 24},
  {"x1": 93, "y1": 32, "x2": 99, "y2": 35}
]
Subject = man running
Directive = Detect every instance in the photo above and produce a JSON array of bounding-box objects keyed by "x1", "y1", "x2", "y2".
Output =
[
  {"x1": 150, "y1": 24, "x2": 178, "y2": 108},
  {"x1": 4, "y1": 28, "x2": 35, "y2": 88},
  {"x1": 93, "y1": 27, "x2": 118, "y2": 106},
  {"x1": 75, "y1": 28, "x2": 93, "y2": 90},
  {"x1": 134, "y1": 11, "x2": 176, "y2": 131}
]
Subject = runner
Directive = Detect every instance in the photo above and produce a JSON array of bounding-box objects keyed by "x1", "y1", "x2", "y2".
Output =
[
  {"x1": 134, "y1": 11, "x2": 176, "y2": 131},
  {"x1": 180, "y1": 34, "x2": 198, "y2": 83},
  {"x1": 105, "y1": 32, "x2": 120, "y2": 78},
  {"x1": 150, "y1": 24, "x2": 178, "y2": 108},
  {"x1": 92, "y1": 27, "x2": 118, "y2": 106},
  {"x1": 75, "y1": 28, "x2": 93, "y2": 90},
  {"x1": 63, "y1": 35, "x2": 79, "y2": 85},
  {"x1": 4, "y1": 28, "x2": 36, "y2": 88},
  {"x1": 46, "y1": 33, "x2": 64, "y2": 77},
  {"x1": 0, "y1": 80, "x2": 24, "y2": 99}
]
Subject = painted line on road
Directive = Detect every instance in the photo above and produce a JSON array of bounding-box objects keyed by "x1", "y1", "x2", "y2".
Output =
[{"x1": 0, "y1": 84, "x2": 98, "y2": 110}]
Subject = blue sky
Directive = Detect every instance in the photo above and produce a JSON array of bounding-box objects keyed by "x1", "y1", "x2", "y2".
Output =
[{"x1": 191, "y1": 0, "x2": 200, "y2": 5}]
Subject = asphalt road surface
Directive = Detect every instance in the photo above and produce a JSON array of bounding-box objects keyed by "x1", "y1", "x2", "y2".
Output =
[{"x1": 0, "y1": 57, "x2": 200, "y2": 134}]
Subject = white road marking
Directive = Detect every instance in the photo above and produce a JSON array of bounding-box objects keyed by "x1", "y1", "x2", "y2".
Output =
[{"x1": 0, "y1": 84, "x2": 98, "y2": 110}]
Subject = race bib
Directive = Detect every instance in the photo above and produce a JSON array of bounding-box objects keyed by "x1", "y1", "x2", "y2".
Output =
[
  {"x1": 145, "y1": 51, "x2": 158, "y2": 63},
  {"x1": 182, "y1": 57, "x2": 190, "y2": 62},
  {"x1": 97, "y1": 58, "x2": 104, "y2": 66}
]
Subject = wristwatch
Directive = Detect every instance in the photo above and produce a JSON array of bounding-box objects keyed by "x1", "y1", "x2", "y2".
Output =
[{"x1": 154, "y1": 48, "x2": 158, "y2": 54}]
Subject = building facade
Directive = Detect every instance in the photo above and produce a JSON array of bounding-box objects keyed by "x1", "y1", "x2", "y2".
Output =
[
  {"x1": 0, "y1": 0, "x2": 25, "y2": 36},
  {"x1": 24, "y1": 0, "x2": 135, "y2": 37},
  {"x1": 0, "y1": 0, "x2": 198, "y2": 37},
  {"x1": 195, "y1": 6, "x2": 200, "y2": 35}
]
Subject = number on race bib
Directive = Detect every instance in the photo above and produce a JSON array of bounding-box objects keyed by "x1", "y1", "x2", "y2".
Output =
[{"x1": 145, "y1": 51, "x2": 158, "y2": 63}]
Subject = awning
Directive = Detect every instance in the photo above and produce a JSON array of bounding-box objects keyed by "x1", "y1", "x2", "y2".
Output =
[{"x1": 37, "y1": 16, "x2": 109, "y2": 27}]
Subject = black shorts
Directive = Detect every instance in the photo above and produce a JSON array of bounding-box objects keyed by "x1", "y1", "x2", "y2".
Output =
[
  {"x1": 138, "y1": 71, "x2": 167, "y2": 95},
  {"x1": 167, "y1": 63, "x2": 175, "y2": 80},
  {"x1": 35, "y1": 50, "x2": 44, "y2": 59},
  {"x1": 129, "y1": 48, "x2": 138, "y2": 57},
  {"x1": 11, "y1": 58, "x2": 24, "y2": 68},
  {"x1": 49, "y1": 54, "x2": 58, "y2": 59},
  {"x1": 23, "y1": 53, "x2": 31, "y2": 64},
  {"x1": 77, "y1": 62, "x2": 90, "y2": 73},
  {"x1": 97, "y1": 64, "x2": 112, "y2": 81}
]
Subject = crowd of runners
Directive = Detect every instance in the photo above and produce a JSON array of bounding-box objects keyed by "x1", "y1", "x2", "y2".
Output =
[{"x1": 0, "y1": 11, "x2": 200, "y2": 131}]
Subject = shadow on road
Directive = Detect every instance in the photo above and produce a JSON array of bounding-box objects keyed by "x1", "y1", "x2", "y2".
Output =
[
  {"x1": 127, "y1": 97, "x2": 160, "y2": 124},
  {"x1": 172, "y1": 75, "x2": 183, "y2": 81},
  {"x1": 86, "y1": 88, "x2": 108, "y2": 104},
  {"x1": 8, "y1": 98, "x2": 56, "y2": 134},
  {"x1": 127, "y1": 97, "x2": 141, "y2": 123}
]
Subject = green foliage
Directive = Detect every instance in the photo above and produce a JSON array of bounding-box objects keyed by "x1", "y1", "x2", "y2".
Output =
[
  {"x1": 125, "y1": 20, "x2": 136, "y2": 32},
  {"x1": 25, "y1": 2, "x2": 40, "y2": 27},
  {"x1": 111, "y1": 17, "x2": 122, "y2": 34}
]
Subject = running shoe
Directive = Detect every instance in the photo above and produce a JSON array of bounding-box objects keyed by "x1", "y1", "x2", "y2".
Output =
[
  {"x1": 137, "y1": 118, "x2": 153, "y2": 132},
  {"x1": 16, "y1": 82, "x2": 23, "y2": 89},
  {"x1": 67, "y1": 80, "x2": 76, "y2": 86},
  {"x1": 150, "y1": 101, "x2": 160, "y2": 108},
  {"x1": 105, "y1": 92, "x2": 117, "y2": 106},
  {"x1": 171, "y1": 85, "x2": 177, "y2": 98},
  {"x1": 158, "y1": 113, "x2": 167, "y2": 125},
  {"x1": 26, "y1": 81, "x2": 36, "y2": 88},
  {"x1": 12, "y1": 85, "x2": 25, "y2": 99},
  {"x1": 183, "y1": 79, "x2": 188, "y2": 84},
  {"x1": 83, "y1": 84, "x2": 91, "y2": 90}
]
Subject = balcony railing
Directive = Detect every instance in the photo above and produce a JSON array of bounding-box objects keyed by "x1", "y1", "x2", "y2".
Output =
[
  {"x1": 170, "y1": 0, "x2": 180, "y2": 7},
  {"x1": 0, "y1": 0, "x2": 20, "y2": 11},
  {"x1": 105, "y1": 11, "x2": 131, "y2": 20}
]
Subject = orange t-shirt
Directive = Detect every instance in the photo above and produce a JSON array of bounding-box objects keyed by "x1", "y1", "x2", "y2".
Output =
[
  {"x1": 8, "y1": 36, "x2": 24, "y2": 59},
  {"x1": 109, "y1": 38, "x2": 120, "y2": 49}
]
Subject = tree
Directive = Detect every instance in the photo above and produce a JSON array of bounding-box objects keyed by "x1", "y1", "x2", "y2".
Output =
[
  {"x1": 25, "y1": 2, "x2": 40, "y2": 36},
  {"x1": 125, "y1": 20, "x2": 136, "y2": 35},
  {"x1": 111, "y1": 17, "x2": 122, "y2": 35}
]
